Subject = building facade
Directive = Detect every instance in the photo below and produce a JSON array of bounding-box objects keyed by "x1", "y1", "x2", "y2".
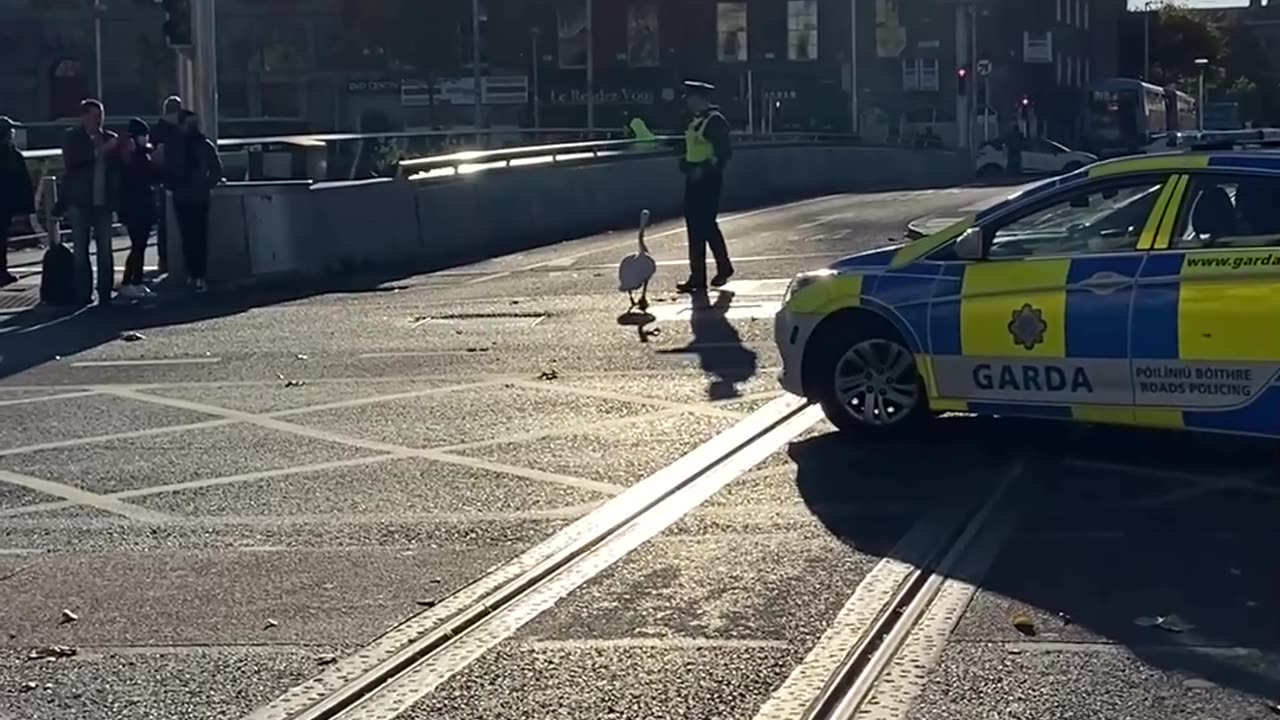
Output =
[{"x1": 0, "y1": 0, "x2": 1121, "y2": 147}]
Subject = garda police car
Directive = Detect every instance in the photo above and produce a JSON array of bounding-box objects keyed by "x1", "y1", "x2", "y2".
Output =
[{"x1": 776, "y1": 129, "x2": 1280, "y2": 437}]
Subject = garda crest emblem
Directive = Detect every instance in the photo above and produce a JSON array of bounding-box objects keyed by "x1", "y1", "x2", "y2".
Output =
[{"x1": 1008, "y1": 304, "x2": 1047, "y2": 351}]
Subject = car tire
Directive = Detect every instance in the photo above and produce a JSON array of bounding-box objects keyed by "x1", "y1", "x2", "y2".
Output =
[
  {"x1": 804, "y1": 315, "x2": 930, "y2": 438},
  {"x1": 1062, "y1": 161, "x2": 1084, "y2": 173},
  {"x1": 976, "y1": 164, "x2": 1003, "y2": 179}
]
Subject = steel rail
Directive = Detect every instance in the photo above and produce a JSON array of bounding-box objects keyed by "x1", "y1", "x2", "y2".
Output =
[{"x1": 247, "y1": 395, "x2": 822, "y2": 720}]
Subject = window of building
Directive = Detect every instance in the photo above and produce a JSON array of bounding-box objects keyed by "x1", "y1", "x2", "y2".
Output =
[
  {"x1": 557, "y1": 0, "x2": 587, "y2": 69},
  {"x1": 1056, "y1": 0, "x2": 1063, "y2": 23},
  {"x1": 1085, "y1": 57, "x2": 1091, "y2": 84},
  {"x1": 1056, "y1": 53, "x2": 1063, "y2": 85},
  {"x1": 717, "y1": 2, "x2": 748, "y2": 62},
  {"x1": 627, "y1": 4, "x2": 660, "y2": 67},
  {"x1": 901, "y1": 58, "x2": 939, "y2": 92},
  {"x1": 1084, "y1": 1, "x2": 1090, "y2": 29},
  {"x1": 787, "y1": 0, "x2": 818, "y2": 61}
]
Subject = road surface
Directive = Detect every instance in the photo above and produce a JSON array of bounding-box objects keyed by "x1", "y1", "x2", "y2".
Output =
[{"x1": 0, "y1": 186, "x2": 1276, "y2": 720}]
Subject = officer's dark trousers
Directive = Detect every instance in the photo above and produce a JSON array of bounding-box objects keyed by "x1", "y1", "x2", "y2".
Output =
[{"x1": 684, "y1": 171, "x2": 732, "y2": 285}]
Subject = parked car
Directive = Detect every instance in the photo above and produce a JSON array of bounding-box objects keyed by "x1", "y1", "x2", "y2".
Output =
[{"x1": 975, "y1": 137, "x2": 1097, "y2": 178}]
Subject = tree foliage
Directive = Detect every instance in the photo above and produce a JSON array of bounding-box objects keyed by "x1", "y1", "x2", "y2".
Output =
[{"x1": 1118, "y1": 2, "x2": 1280, "y2": 124}]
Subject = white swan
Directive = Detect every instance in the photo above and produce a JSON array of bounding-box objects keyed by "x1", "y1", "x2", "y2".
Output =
[{"x1": 617, "y1": 209, "x2": 657, "y2": 313}]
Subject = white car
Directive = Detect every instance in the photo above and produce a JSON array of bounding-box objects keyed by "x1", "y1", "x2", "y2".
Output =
[{"x1": 975, "y1": 137, "x2": 1097, "y2": 178}]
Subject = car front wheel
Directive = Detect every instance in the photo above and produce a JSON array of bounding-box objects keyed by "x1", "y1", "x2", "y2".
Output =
[{"x1": 807, "y1": 320, "x2": 929, "y2": 436}]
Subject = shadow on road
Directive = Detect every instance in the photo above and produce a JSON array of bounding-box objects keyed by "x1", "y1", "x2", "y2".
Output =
[
  {"x1": 791, "y1": 415, "x2": 1280, "y2": 703},
  {"x1": 0, "y1": 269, "x2": 419, "y2": 381},
  {"x1": 657, "y1": 289, "x2": 758, "y2": 401}
]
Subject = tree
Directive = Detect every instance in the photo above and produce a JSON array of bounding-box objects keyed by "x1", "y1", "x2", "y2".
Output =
[{"x1": 1118, "y1": 3, "x2": 1225, "y2": 94}]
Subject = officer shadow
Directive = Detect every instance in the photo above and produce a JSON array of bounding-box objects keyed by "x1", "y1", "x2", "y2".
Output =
[{"x1": 657, "y1": 289, "x2": 758, "y2": 400}]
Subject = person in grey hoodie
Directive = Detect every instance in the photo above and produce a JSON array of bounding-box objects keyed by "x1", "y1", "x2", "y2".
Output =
[{"x1": 168, "y1": 110, "x2": 222, "y2": 292}]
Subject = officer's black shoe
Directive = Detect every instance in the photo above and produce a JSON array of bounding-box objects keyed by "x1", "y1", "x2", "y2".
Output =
[
  {"x1": 710, "y1": 268, "x2": 735, "y2": 288},
  {"x1": 676, "y1": 279, "x2": 707, "y2": 294}
]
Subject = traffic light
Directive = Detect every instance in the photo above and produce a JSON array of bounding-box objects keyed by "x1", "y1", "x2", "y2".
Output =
[
  {"x1": 161, "y1": 0, "x2": 192, "y2": 48},
  {"x1": 957, "y1": 67, "x2": 969, "y2": 96}
]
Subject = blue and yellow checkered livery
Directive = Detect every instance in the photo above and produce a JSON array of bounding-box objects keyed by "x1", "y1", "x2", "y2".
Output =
[{"x1": 781, "y1": 149, "x2": 1280, "y2": 438}]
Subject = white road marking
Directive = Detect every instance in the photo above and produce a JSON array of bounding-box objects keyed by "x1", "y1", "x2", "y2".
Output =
[
  {"x1": 0, "y1": 469, "x2": 173, "y2": 523},
  {"x1": 0, "y1": 390, "x2": 98, "y2": 408},
  {"x1": 100, "y1": 387, "x2": 624, "y2": 497},
  {"x1": 0, "y1": 418, "x2": 236, "y2": 458},
  {"x1": 71, "y1": 357, "x2": 222, "y2": 368}
]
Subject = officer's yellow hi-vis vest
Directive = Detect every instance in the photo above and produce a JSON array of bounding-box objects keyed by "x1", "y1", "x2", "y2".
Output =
[{"x1": 685, "y1": 110, "x2": 724, "y2": 164}]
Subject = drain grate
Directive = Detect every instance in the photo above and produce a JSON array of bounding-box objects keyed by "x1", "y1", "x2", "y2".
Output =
[{"x1": 410, "y1": 310, "x2": 550, "y2": 328}]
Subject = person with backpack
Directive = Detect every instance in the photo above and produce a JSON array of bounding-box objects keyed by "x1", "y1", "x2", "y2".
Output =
[
  {"x1": 61, "y1": 99, "x2": 121, "y2": 307},
  {"x1": 0, "y1": 116, "x2": 34, "y2": 288},
  {"x1": 117, "y1": 118, "x2": 157, "y2": 299},
  {"x1": 169, "y1": 110, "x2": 222, "y2": 292}
]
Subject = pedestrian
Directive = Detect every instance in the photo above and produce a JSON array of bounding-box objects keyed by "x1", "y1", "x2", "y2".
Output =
[
  {"x1": 677, "y1": 79, "x2": 734, "y2": 293},
  {"x1": 61, "y1": 98, "x2": 121, "y2": 306},
  {"x1": 1005, "y1": 123, "x2": 1025, "y2": 177},
  {"x1": 151, "y1": 95, "x2": 183, "y2": 274},
  {"x1": 0, "y1": 116, "x2": 34, "y2": 288},
  {"x1": 117, "y1": 118, "x2": 157, "y2": 299},
  {"x1": 169, "y1": 109, "x2": 222, "y2": 292}
]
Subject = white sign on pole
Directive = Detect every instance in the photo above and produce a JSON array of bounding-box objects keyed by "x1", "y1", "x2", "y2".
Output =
[{"x1": 976, "y1": 59, "x2": 992, "y2": 76}]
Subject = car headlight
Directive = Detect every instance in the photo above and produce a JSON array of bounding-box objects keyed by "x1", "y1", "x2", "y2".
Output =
[{"x1": 783, "y1": 269, "x2": 837, "y2": 304}]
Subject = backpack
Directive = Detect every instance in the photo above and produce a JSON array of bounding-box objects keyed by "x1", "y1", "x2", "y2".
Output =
[{"x1": 39, "y1": 243, "x2": 77, "y2": 306}]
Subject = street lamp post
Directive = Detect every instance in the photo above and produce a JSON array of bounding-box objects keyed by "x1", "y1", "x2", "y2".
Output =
[
  {"x1": 93, "y1": 0, "x2": 105, "y2": 101},
  {"x1": 1143, "y1": 1, "x2": 1151, "y2": 81},
  {"x1": 1195, "y1": 57, "x2": 1209, "y2": 131},
  {"x1": 472, "y1": 0, "x2": 483, "y2": 129},
  {"x1": 531, "y1": 27, "x2": 541, "y2": 129},
  {"x1": 849, "y1": 0, "x2": 858, "y2": 135}
]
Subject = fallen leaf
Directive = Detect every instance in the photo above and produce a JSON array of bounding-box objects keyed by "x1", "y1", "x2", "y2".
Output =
[
  {"x1": 416, "y1": 599, "x2": 438, "y2": 608},
  {"x1": 1057, "y1": 612, "x2": 1073, "y2": 626},
  {"x1": 119, "y1": 331, "x2": 145, "y2": 342},
  {"x1": 295, "y1": 354, "x2": 309, "y2": 361},
  {"x1": 1011, "y1": 614, "x2": 1036, "y2": 637},
  {"x1": 315, "y1": 654, "x2": 338, "y2": 666},
  {"x1": 263, "y1": 619, "x2": 279, "y2": 630},
  {"x1": 1183, "y1": 678, "x2": 1216, "y2": 690},
  {"x1": 284, "y1": 380, "x2": 306, "y2": 388},
  {"x1": 1265, "y1": 701, "x2": 1280, "y2": 715},
  {"x1": 19, "y1": 681, "x2": 37, "y2": 693},
  {"x1": 538, "y1": 369, "x2": 560, "y2": 381},
  {"x1": 59, "y1": 609, "x2": 78, "y2": 625}
]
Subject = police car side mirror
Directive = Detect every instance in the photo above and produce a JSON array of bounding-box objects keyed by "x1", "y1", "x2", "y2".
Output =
[{"x1": 954, "y1": 227, "x2": 985, "y2": 261}]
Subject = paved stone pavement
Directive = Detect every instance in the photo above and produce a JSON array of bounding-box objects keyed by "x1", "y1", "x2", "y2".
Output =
[{"x1": 2, "y1": 186, "x2": 1276, "y2": 720}]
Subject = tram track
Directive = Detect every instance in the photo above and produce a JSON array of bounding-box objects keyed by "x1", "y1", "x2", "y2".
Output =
[
  {"x1": 755, "y1": 457, "x2": 1025, "y2": 720},
  {"x1": 246, "y1": 395, "x2": 824, "y2": 720}
]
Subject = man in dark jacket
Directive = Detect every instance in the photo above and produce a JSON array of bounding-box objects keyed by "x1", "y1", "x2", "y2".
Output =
[
  {"x1": 0, "y1": 116, "x2": 35, "y2": 287},
  {"x1": 150, "y1": 95, "x2": 182, "y2": 274},
  {"x1": 677, "y1": 79, "x2": 734, "y2": 293},
  {"x1": 169, "y1": 110, "x2": 222, "y2": 292},
  {"x1": 61, "y1": 99, "x2": 121, "y2": 306},
  {"x1": 118, "y1": 118, "x2": 157, "y2": 299}
]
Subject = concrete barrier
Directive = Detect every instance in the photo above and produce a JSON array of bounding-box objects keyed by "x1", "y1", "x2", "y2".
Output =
[{"x1": 202, "y1": 145, "x2": 971, "y2": 288}]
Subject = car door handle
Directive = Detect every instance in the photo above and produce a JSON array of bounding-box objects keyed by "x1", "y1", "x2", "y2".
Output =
[{"x1": 1076, "y1": 271, "x2": 1131, "y2": 294}]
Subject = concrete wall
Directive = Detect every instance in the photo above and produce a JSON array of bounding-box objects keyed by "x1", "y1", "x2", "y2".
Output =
[{"x1": 202, "y1": 145, "x2": 972, "y2": 288}]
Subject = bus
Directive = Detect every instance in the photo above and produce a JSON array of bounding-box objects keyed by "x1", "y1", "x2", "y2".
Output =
[{"x1": 1084, "y1": 77, "x2": 1196, "y2": 157}]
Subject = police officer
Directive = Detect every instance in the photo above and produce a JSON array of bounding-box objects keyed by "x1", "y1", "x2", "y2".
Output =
[{"x1": 678, "y1": 79, "x2": 734, "y2": 293}]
